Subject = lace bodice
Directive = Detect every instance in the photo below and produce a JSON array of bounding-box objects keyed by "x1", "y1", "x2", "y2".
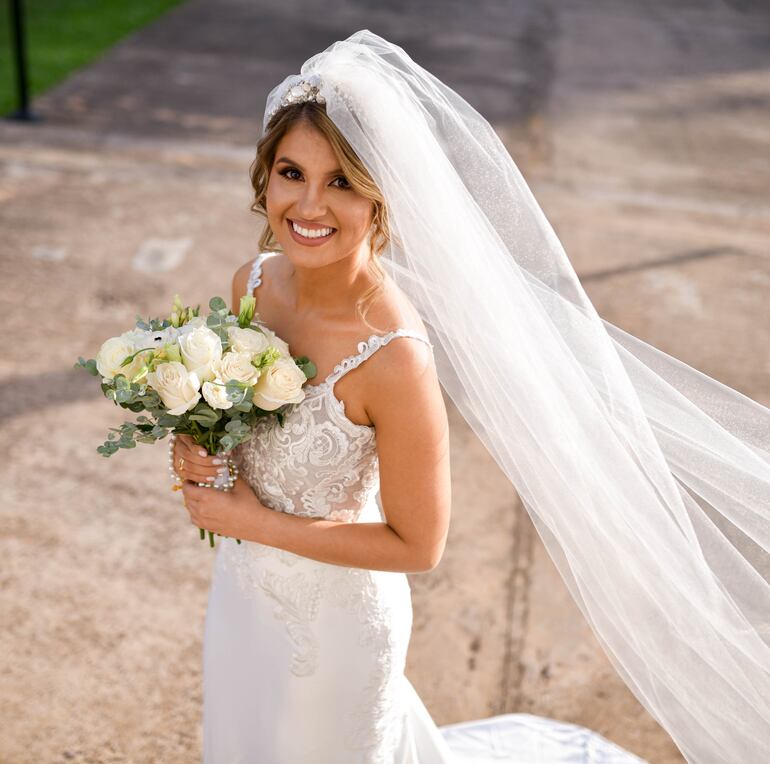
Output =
[{"x1": 232, "y1": 251, "x2": 434, "y2": 524}]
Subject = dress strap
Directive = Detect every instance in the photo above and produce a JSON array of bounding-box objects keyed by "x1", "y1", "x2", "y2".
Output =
[
  {"x1": 246, "y1": 251, "x2": 280, "y2": 296},
  {"x1": 325, "y1": 328, "x2": 434, "y2": 386}
]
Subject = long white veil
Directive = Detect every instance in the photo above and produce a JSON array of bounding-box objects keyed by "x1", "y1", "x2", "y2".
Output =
[{"x1": 262, "y1": 30, "x2": 770, "y2": 763}]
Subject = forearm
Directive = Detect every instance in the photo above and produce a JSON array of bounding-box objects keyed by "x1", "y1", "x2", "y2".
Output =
[{"x1": 246, "y1": 505, "x2": 430, "y2": 573}]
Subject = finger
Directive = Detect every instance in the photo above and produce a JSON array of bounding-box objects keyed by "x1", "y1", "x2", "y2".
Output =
[
  {"x1": 178, "y1": 436, "x2": 225, "y2": 470},
  {"x1": 173, "y1": 439, "x2": 223, "y2": 482}
]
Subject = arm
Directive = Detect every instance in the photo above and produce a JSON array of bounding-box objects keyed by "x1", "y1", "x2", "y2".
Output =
[{"x1": 247, "y1": 337, "x2": 452, "y2": 573}]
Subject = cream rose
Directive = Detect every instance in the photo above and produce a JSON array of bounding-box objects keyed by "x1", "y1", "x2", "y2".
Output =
[
  {"x1": 178, "y1": 325, "x2": 222, "y2": 383},
  {"x1": 214, "y1": 351, "x2": 260, "y2": 385},
  {"x1": 227, "y1": 326, "x2": 271, "y2": 355},
  {"x1": 176, "y1": 315, "x2": 207, "y2": 335},
  {"x1": 251, "y1": 356, "x2": 306, "y2": 411},
  {"x1": 146, "y1": 361, "x2": 201, "y2": 415},
  {"x1": 256, "y1": 325, "x2": 291, "y2": 356},
  {"x1": 117, "y1": 327, "x2": 180, "y2": 381},
  {"x1": 202, "y1": 379, "x2": 233, "y2": 410},
  {"x1": 95, "y1": 335, "x2": 137, "y2": 380}
]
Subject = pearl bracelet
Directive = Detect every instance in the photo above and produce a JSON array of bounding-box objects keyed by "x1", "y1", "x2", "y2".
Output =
[{"x1": 168, "y1": 432, "x2": 239, "y2": 491}]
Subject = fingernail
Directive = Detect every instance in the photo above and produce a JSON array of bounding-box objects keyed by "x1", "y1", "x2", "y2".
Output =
[
  {"x1": 198, "y1": 449, "x2": 207, "y2": 457},
  {"x1": 212, "y1": 458, "x2": 223, "y2": 465}
]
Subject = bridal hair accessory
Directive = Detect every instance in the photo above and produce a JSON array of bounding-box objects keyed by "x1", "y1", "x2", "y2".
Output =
[
  {"x1": 261, "y1": 30, "x2": 770, "y2": 762},
  {"x1": 265, "y1": 74, "x2": 326, "y2": 123}
]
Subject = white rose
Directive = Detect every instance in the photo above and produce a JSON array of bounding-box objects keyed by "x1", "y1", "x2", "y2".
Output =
[
  {"x1": 257, "y1": 325, "x2": 291, "y2": 356},
  {"x1": 214, "y1": 351, "x2": 260, "y2": 385},
  {"x1": 178, "y1": 325, "x2": 222, "y2": 383},
  {"x1": 116, "y1": 327, "x2": 180, "y2": 381},
  {"x1": 176, "y1": 315, "x2": 207, "y2": 336},
  {"x1": 227, "y1": 326, "x2": 272, "y2": 355},
  {"x1": 202, "y1": 379, "x2": 233, "y2": 410},
  {"x1": 146, "y1": 362, "x2": 201, "y2": 415},
  {"x1": 251, "y1": 356, "x2": 306, "y2": 411},
  {"x1": 95, "y1": 335, "x2": 137, "y2": 380}
]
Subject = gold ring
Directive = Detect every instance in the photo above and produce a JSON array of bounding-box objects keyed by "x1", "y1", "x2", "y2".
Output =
[{"x1": 178, "y1": 457, "x2": 185, "y2": 471}]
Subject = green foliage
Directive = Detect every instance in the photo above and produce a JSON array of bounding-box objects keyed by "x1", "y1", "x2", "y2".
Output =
[
  {"x1": 205, "y1": 296, "x2": 232, "y2": 347},
  {"x1": 294, "y1": 355, "x2": 317, "y2": 382},
  {"x1": 188, "y1": 403, "x2": 221, "y2": 427},
  {"x1": 78, "y1": 292, "x2": 314, "y2": 457},
  {"x1": 1, "y1": 0, "x2": 189, "y2": 117},
  {"x1": 74, "y1": 356, "x2": 99, "y2": 376}
]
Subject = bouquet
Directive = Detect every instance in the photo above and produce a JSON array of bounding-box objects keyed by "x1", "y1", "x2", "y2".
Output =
[{"x1": 75, "y1": 293, "x2": 316, "y2": 546}]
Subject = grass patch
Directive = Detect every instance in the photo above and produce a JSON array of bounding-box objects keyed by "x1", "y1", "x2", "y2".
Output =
[{"x1": 1, "y1": 0, "x2": 189, "y2": 116}]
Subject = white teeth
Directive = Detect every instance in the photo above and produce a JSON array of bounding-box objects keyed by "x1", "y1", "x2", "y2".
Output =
[{"x1": 291, "y1": 221, "x2": 334, "y2": 238}]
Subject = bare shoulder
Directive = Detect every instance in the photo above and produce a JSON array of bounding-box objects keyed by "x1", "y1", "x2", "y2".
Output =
[
  {"x1": 229, "y1": 251, "x2": 283, "y2": 313},
  {"x1": 361, "y1": 276, "x2": 442, "y2": 423}
]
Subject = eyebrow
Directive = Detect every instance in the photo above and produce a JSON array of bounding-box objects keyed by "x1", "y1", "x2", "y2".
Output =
[{"x1": 275, "y1": 156, "x2": 343, "y2": 176}]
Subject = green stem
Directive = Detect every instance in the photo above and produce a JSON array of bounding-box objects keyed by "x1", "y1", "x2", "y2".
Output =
[
  {"x1": 199, "y1": 526, "x2": 205, "y2": 541},
  {"x1": 208, "y1": 530, "x2": 215, "y2": 548}
]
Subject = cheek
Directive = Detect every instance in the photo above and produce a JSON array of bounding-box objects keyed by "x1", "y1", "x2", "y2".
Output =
[
  {"x1": 340, "y1": 200, "x2": 375, "y2": 235},
  {"x1": 265, "y1": 179, "x2": 289, "y2": 217}
]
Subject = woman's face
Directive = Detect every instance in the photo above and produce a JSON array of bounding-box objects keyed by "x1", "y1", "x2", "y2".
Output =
[{"x1": 265, "y1": 121, "x2": 375, "y2": 268}]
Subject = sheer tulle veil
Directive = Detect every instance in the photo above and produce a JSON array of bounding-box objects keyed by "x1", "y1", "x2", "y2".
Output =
[{"x1": 261, "y1": 29, "x2": 770, "y2": 763}]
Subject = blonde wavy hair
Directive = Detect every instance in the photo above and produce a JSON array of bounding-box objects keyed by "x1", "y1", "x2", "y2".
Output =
[{"x1": 249, "y1": 102, "x2": 391, "y2": 332}]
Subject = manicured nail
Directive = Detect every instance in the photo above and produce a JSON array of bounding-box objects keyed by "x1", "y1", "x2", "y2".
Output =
[
  {"x1": 212, "y1": 458, "x2": 223, "y2": 465},
  {"x1": 198, "y1": 449, "x2": 207, "y2": 457}
]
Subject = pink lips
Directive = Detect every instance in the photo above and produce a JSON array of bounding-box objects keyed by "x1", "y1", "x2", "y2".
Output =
[{"x1": 287, "y1": 218, "x2": 336, "y2": 246}]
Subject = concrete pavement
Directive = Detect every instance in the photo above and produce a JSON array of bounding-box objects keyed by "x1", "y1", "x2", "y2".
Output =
[{"x1": 2, "y1": 1, "x2": 768, "y2": 761}]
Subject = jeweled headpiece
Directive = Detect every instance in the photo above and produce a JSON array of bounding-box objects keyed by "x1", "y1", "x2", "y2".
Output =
[{"x1": 264, "y1": 75, "x2": 326, "y2": 124}]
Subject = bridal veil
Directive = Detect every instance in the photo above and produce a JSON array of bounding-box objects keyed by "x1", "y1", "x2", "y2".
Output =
[{"x1": 261, "y1": 29, "x2": 770, "y2": 763}]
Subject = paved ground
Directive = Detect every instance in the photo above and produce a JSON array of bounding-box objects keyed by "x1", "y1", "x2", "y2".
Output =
[{"x1": 1, "y1": 1, "x2": 769, "y2": 762}]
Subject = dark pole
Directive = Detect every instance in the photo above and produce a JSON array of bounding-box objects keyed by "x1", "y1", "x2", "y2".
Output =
[{"x1": 6, "y1": 0, "x2": 41, "y2": 121}]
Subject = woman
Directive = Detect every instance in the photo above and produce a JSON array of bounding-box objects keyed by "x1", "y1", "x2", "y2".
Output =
[{"x1": 174, "y1": 30, "x2": 770, "y2": 763}]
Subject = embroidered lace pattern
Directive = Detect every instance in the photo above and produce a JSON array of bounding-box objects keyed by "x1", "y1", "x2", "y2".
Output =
[
  {"x1": 330, "y1": 566, "x2": 410, "y2": 761},
  {"x1": 219, "y1": 251, "x2": 429, "y2": 757}
]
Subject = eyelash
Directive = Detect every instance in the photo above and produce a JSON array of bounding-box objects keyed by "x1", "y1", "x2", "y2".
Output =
[{"x1": 277, "y1": 166, "x2": 351, "y2": 190}]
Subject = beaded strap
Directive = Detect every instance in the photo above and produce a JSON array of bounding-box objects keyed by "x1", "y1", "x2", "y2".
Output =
[
  {"x1": 325, "y1": 329, "x2": 434, "y2": 386},
  {"x1": 246, "y1": 251, "x2": 279, "y2": 295}
]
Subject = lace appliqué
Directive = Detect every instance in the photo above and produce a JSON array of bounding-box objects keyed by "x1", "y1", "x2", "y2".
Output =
[
  {"x1": 231, "y1": 388, "x2": 381, "y2": 521},
  {"x1": 331, "y1": 567, "x2": 408, "y2": 762},
  {"x1": 219, "y1": 538, "x2": 326, "y2": 678}
]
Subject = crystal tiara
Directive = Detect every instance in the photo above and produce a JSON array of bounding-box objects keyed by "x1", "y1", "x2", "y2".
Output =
[{"x1": 265, "y1": 78, "x2": 326, "y2": 123}]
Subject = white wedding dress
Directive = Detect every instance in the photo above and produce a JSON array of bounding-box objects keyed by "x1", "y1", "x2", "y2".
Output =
[{"x1": 202, "y1": 251, "x2": 648, "y2": 763}]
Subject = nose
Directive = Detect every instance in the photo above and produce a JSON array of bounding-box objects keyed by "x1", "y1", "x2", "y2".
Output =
[{"x1": 294, "y1": 181, "x2": 328, "y2": 220}]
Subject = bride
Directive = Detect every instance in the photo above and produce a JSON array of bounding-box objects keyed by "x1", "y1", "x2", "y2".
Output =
[{"x1": 173, "y1": 30, "x2": 770, "y2": 763}]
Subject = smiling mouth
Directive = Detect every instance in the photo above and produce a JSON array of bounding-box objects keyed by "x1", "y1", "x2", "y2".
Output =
[{"x1": 287, "y1": 219, "x2": 337, "y2": 242}]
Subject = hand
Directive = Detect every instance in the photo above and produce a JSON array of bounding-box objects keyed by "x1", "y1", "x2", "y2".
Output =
[
  {"x1": 172, "y1": 433, "x2": 222, "y2": 485},
  {"x1": 180, "y1": 471, "x2": 267, "y2": 543}
]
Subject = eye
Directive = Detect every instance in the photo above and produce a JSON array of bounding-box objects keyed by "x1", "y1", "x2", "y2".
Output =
[
  {"x1": 278, "y1": 167, "x2": 301, "y2": 181},
  {"x1": 332, "y1": 175, "x2": 352, "y2": 190},
  {"x1": 277, "y1": 166, "x2": 351, "y2": 190}
]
